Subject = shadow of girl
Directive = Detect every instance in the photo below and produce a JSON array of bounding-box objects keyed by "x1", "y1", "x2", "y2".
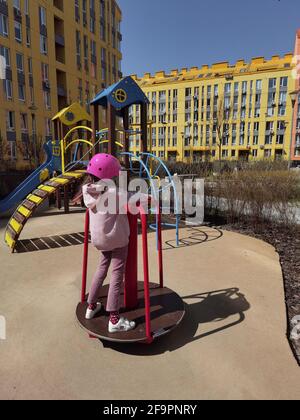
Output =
[{"x1": 101, "y1": 287, "x2": 250, "y2": 355}]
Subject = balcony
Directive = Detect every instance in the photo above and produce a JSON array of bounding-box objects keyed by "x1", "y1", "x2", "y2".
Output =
[
  {"x1": 55, "y1": 34, "x2": 65, "y2": 47},
  {"x1": 0, "y1": 0, "x2": 8, "y2": 16},
  {"x1": 57, "y1": 86, "x2": 66, "y2": 97},
  {"x1": 54, "y1": 0, "x2": 64, "y2": 11},
  {"x1": 54, "y1": 17, "x2": 65, "y2": 64}
]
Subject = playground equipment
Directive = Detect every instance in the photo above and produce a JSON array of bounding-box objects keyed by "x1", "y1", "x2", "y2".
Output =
[
  {"x1": 2, "y1": 103, "x2": 95, "y2": 253},
  {"x1": 91, "y1": 76, "x2": 181, "y2": 246},
  {"x1": 76, "y1": 206, "x2": 185, "y2": 344},
  {"x1": 3, "y1": 77, "x2": 182, "y2": 252},
  {"x1": 0, "y1": 141, "x2": 56, "y2": 215}
]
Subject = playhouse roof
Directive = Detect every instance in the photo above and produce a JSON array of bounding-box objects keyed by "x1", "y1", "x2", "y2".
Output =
[
  {"x1": 52, "y1": 103, "x2": 92, "y2": 126},
  {"x1": 90, "y1": 76, "x2": 149, "y2": 109}
]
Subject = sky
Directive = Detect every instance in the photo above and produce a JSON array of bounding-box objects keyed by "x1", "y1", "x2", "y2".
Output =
[{"x1": 117, "y1": 0, "x2": 299, "y2": 77}]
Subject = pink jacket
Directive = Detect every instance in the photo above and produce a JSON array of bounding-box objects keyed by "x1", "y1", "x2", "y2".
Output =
[{"x1": 83, "y1": 183, "x2": 130, "y2": 252}]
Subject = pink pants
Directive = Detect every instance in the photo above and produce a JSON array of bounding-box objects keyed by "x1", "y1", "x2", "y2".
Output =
[{"x1": 88, "y1": 246, "x2": 128, "y2": 312}]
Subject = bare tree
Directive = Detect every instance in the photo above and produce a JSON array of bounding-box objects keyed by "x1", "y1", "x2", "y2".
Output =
[
  {"x1": 214, "y1": 94, "x2": 230, "y2": 172},
  {"x1": 16, "y1": 134, "x2": 47, "y2": 170}
]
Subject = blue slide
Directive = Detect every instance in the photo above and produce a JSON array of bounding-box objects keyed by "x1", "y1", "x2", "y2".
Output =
[{"x1": 0, "y1": 142, "x2": 54, "y2": 214}]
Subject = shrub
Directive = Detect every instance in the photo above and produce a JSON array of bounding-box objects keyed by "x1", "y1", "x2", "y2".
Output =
[{"x1": 205, "y1": 170, "x2": 300, "y2": 227}]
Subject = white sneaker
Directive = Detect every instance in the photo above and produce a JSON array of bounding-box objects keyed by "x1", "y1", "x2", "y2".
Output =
[
  {"x1": 85, "y1": 303, "x2": 102, "y2": 320},
  {"x1": 109, "y1": 317, "x2": 136, "y2": 333}
]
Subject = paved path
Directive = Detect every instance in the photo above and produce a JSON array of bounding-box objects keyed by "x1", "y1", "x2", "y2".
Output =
[{"x1": 0, "y1": 212, "x2": 299, "y2": 400}]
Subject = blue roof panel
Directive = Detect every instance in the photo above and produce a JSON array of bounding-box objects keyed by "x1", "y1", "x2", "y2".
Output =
[{"x1": 90, "y1": 76, "x2": 149, "y2": 109}]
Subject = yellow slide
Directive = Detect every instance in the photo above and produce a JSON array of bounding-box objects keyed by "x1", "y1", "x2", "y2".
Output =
[{"x1": 5, "y1": 170, "x2": 85, "y2": 253}]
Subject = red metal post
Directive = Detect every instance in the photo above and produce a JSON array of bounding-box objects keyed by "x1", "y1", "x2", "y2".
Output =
[
  {"x1": 140, "y1": 210, "x2": 153, "y2": 344},
  {"x1": 157, "y1": 208, "x2": 164, "y2": 289},
  {"x1": 81, "y1": 209, "x2": 90, "y2": 303},
  {"x1": 124, "y1": 212, "x2": 138, "y2": 310}
]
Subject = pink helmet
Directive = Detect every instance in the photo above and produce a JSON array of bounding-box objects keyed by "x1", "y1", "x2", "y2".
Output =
[{"x1": 87, "y1": 154, "x2": 121, "y2": 180}]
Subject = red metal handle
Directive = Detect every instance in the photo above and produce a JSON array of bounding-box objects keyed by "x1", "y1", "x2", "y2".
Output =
[
  {"x1": 140, "y1": 208, "x2": 153, "y2": 344},
  {"x1": 81, "y1": 209, "x2": 90, "y2": 303},
  {"x1": 124, "y1": 212, "x2": 138, "y2": 310},
  {"x1": 157, "y1": 207, "x2": 164, "y2": 289}
]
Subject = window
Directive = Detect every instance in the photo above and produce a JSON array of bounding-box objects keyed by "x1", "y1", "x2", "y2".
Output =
[
  {"x1": 26, "y1": 26, "x2": 31, "y2": 47},
  {"x1": 75, "y1": 0, "x2": 80, "y2": 22},
  {"x1": 84, "y1": 35, "x2": 88, "y2": 71},
  {"x1": 13, "y1": 0, "x2": 21, "y2": 11},
  {"x1": 0, "y1": 14, "x2": 9, "y2": 38},
  {"x1": 18, "y1": 83, "x2": 25, "y2": 101},
  {"x1": 280, "y1": 77, "x2": 288, "y2": 88},
  {"x1": 278, "y1": 91, "x2": 287, "y2": 116},
  {"x1": 28, "y1": 57, "x2": 32, "y2": 74},
  {"x1": 44, "y1": 90, "x2": 51, "y2": 109},
  {"x1": 268, "y1": 78, "x2": 276, "y2": 89},
  {"x1": 40, "y1": 35, "x2": 47, "y2": 54},
  {"x1": 90, "y1": 0, "x2": 96, "y2": 34},
  {"x1": 41, "y1": 62, "x2": 49, "y2": 81},
  {"x1": 39, "y1": 6, "x2": 47, "y2": 26},
  {"x1": 4, "y1": 80, "x2": 13, "y2": 100},
  {"x1": 0, "y1": 45, "x2": 10, "y2": 67},
  {"x1": 242, "y1": 81, "x2": 247, "y2": 93},
  {"x1": 45, "y1": 118, "x2": 52, "y2": 136},
  {"x1": 222, "y1": 150, "x2": 228, "y2": 158},
  {"x1": 256, "y1": 80, "x2": 262, "y2": 91},
  {"x1": 6, "y1": 111, "x2": 15, "y2": 131},
  {"x1": 264, "y1": 149, "x2": 272, "y2": 159},
  {"x1": 20, "y1": 113, "x2": 28, "y2": 132},
  {"x1": 16, "y1": 53, "x2": 24, "y2": 72},
  {"x1": 82, "y1": 0, "x2": 87, "y2": 26},
  {"x1": 14, "y1": 21, "x2": 22, "y2": 42},
  {"x1": 185, "y1": 87, "x2": 192, "y2": 98},
  {"x1": 8, "y1": 141, "x2": 17, "y2": 160},
  {"x1": 225, "y1": 83, "x2": 231, "y2": 94},
  {"x1": 24, "y1": 0, "x2": 29, "y2": 15},
  {"x1": 252, "y1": 149, "x2": 258, "y2": 158},
  {"x1": 76, "y1": 30, "x2": 81, "y2": 69}
]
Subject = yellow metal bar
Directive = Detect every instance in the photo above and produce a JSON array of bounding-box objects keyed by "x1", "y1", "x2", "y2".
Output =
[
  {"x1": 61, "y1": 126, "x2": 94, "y2": 174},
  {"x1": 63, "y1": 126, "x2": 93, "y2": 143},
  {"x1": 27, "y1": 195, "x2": 44, "y2": 205},
  {"x1": 18, "y1": 206, "x2": 32, "y2": 218},
  {"x1": 10, "y1": 218, "x2": 22, "y2": 234},
  {"x1": 50, "y1": 178, "x2": 69, "y2": 185},
  {"x1": 61, "y1": 139, "x2": 65, "y2": 174},
  {"x1": 99, "y1": 140, "x2": 124, "y2": 148},
  {"x1": 5, "y1": 231, "x2": 15, "y2": 249},
  {"x1": 38, "y1": 185, "x2": 56, "y2": 193},
  {"x1": 65, "y1": 139, "x2": 94, "y2": 152},
  {"x1": 65, "y1": 172, "x2": 84, "y2": 178}
]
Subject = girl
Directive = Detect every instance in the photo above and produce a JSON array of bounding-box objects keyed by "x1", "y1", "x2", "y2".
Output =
[{"x1": 82, "y1": 153, "x2": 135, "y2": 333}]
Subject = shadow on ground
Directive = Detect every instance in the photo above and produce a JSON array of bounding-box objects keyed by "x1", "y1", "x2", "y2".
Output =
[
  {"x1": 15, "y1": 226, "x2": 223, "y2": 253},
  {"x1": 100, "y1": 287, "x2": 250, "y2": 355},
  {"x1": 164, "y1": 227, "x2": 223, "y2": 250}
]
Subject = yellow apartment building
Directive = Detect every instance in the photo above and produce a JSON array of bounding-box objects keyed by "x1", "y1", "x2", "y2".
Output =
[
  {"x1": 0, "y1": 0, "x2": 122, "y2": 171},
  {"x1": 130, "y1": 54, "x2": 296, "y2": 163}
]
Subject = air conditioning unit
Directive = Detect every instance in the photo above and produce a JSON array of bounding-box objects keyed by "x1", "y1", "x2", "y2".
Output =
[{"x1": 260, "y1": 145, "x2": 265, "y2": 150}]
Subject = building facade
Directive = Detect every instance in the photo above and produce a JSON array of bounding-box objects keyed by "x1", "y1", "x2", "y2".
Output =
[
  {"x1": 130, "y1": 53, "x2": 297, "y2": 164},
  {"x1": 0, "y1": 0, "x2": 122, "y2": 171},
  {"x1": 291, "y1": 29, "x2": 300, "y2": 164}
]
